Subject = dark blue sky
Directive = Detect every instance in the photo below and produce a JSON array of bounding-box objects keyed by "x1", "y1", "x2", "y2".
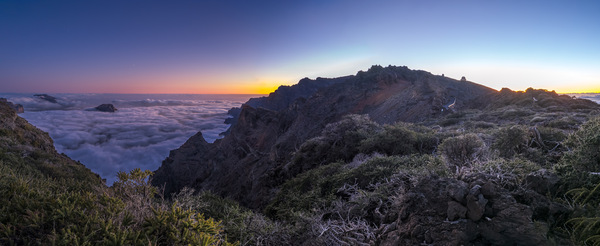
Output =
[{"x1": 1, "y1": 0, "x2": 599, "y2": 93}]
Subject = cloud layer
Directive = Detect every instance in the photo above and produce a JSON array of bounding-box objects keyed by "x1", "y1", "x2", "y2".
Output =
[{"x1": 2, "y1": 94, "x2": 251, "y2": 185}]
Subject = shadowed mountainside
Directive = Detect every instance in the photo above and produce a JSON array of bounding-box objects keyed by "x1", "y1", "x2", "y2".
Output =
[{"x1": 152, "y1": 65, "x2": 498, "y2": 208}]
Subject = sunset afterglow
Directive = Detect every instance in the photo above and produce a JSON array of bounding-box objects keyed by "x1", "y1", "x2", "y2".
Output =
[{"x1": 1, "y1": 1, "x2": 599, "y2": 94}]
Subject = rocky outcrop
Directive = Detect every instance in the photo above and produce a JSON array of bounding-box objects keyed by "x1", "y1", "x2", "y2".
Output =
[
  {"x1": 377, "y1": 174, "x2": 566, "y2": 245},
  {"x1": 0, "y1": 99, "x2": 102, "y2": 184},
  {"x1": 0, "y1": 98, "x2": 24, "y2": 113},
  {"x1": 152, "y1": 65, "x2": 497, "y2": 208},
  {"x1": 95, "y1": 104, "x2": 118, "y2": 112}
]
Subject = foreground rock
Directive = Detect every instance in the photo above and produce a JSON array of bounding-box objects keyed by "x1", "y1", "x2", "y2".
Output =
[
  {"x1": 376, "y1": 173, "x2": 568, "y2": 245},
  {"x1": 95, "y1": 104, "x2": 118, "y2": 112}
]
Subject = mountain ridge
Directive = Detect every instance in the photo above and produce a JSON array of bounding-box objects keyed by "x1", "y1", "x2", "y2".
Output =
[{"x1": 152, "y1": 65, "x2": 501, "y2": 208}]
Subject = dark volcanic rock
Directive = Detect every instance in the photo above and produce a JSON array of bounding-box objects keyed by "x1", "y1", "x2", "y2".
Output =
[
  {"x1": 34, "y1": 94, "x2": 58, "y2": 103},
  {"x1": 95, "y1": 104, "x2": 117, "y2": 112},
  {"x1": 0, "y1": 98, "x2": 24, "y2": 113},
  {"x1": 378, "y1": 175, "x2": 553, "y2": 246},
  {"x1": 152, "y1": 65, "x2": 497, "y2": 208},
  {"x1": 524, "y1": 169, "x2": 559, "y2": 195}
]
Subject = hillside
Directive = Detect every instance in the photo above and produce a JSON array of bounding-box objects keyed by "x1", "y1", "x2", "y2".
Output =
[
  {"x1": 153, "y1": 65, "x2": 497, "y2": 208},
  {"x1": 151, "y1": 65, "x2": 600, "y2": 245},
  {"x1": 0, "y1": 100, "x2": 234, "y2": 245},
  {"x1": 3, "y1": 64, "x2": 600, "y2": 245}
]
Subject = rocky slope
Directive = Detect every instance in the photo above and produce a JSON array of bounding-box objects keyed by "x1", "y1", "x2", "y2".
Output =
[
  {"x1": 152, "y1": 65, "x2": 498, "y2": 208},
  {"x1": 0, "y1": 99, "x2": 102, "y2": 186}
]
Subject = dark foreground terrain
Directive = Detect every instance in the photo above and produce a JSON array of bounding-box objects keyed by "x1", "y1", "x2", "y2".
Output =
[{"x1": 2, "y1": 65, "x2": 600, "y2": 245}]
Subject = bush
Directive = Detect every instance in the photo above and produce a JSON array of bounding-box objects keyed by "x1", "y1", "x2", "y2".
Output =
[
  {"x1": 561, "y1": 117, "x2": 600, "y2": 173},
  {"x1": 173, "y1": 188, "x2": 291, "y2": 245},
  {"x1": 492, "y1": 126, "x2": 529, "y2": 158},
  {"x1": 289, "y1": 114, "x2": 380, "y2": 175},
  {"x1": 439, "y1": 133, "x2": 485, "y2": 170},
  {"x1": 470, "y1": 158, "x2": 541, "y2": 189},
  {"x1": 0, "y1": 165, "x2": 234, "y2": 246},
  {"x1": 359, "y1": 122, "x2": 438, "y2": 156},
  {"x1": 266, "y1": 155, "x2": 446, "y2": 220}
]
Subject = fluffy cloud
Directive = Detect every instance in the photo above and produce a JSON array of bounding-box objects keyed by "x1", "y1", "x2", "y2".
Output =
[
  {"x1": 573, "y1": 94, "x2": 600, "y2": 104},
  {"x1": 2, "y1": 94, "x2": 250, "y2": 185}
]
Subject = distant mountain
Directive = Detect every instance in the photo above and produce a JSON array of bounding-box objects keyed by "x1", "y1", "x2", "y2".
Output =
[{"x1": 152, "y1": 65, "x2": 502, "y2": 208}]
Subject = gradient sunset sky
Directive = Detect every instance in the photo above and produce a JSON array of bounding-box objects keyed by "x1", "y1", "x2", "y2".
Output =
[{"x1": 1, "y1": 0, "x2": 599, "y2": 94}]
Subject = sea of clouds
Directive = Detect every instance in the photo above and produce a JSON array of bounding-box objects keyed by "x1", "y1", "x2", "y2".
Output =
[
  {"x1": 0, "y1": 93, "x2": 254, "y2": 185},
  {"x1": 570, "y1": 93, "x2": 600, "y2": 104}
]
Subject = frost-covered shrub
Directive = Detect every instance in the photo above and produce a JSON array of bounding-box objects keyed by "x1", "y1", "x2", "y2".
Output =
[{"x1": 439, "y1": 133, "x2": 485, "y2": 170}]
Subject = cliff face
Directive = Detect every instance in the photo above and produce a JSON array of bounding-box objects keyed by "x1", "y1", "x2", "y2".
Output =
[
  {"x1": 152, "y1": 65, "x2": 497, "y2": 208},
  {"x1": 0, "y1": 99, "x2": 101, "y2": 186}
]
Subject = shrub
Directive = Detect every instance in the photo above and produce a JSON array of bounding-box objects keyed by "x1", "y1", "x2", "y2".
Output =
[
  {"x1": 470, "y1": 158, "x2": 541, "y2": 189},
  {"x1": 266, "y1": 155, "x2": 446, "y2": 220},
  {"x1": 289, "y1": 114, "x2": 380, "y2": 175},
  {"x1": 561, "y1": 117, "x2": 600, "y2": 173},
  {"x1": 0, "y1": 165, "x2": 233, "y2": 246},
  {"x1": 173, "y1": 188, "x2": 291, "y2": 245},
  {"x1": 492, "y1": 126, "x2": 529, "y2": 158},
  {"x1": 548, "y1": 117, "x2": 578, "y2": 129},
  {"x1": 439, "y1": 133, "x2": 485, "y2": 170},
  {"x1": 359, "y1": 123, "x2": 438, "y2": 156}
]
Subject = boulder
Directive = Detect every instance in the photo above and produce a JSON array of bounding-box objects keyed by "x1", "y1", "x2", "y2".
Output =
[
  {"x1": 524, "y1": 169, "x2": 559, "y2": 195},
  {"x1": 95, "y1": 104, "x2": 117, "y2": 112},
  {"x1": 378, "y1": 175, "x2": 552, "y2": 245},
  {"x1": 447, "y1": 201, "x2": 467, "y2": 220}
]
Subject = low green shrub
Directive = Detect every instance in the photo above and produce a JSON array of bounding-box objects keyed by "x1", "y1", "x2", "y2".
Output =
[
  {"x1": 359, "y1": 122, "x2": 439, "y2": 156},
  {"x1": 0, "y1": 164, "x2": 234, "y2": 246},
  {"x1": 439, "y1": 133, "x2": 485, "y2": 169},
  {"x1": 492, "y1": 125, "x2": 529, "y2": 158},
  {"x1": 289, "y1": 114, "x2": 380, "y2": 175},
  {"x1": 266, "y1": 155, "x2": 446, "y2": 220}
]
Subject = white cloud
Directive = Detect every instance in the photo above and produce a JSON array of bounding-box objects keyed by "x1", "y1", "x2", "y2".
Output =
[{"x1": 1, "y1": 94, "x2": 250, "y2": 185}]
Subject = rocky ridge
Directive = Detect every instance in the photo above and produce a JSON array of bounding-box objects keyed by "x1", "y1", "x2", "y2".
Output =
[{"x1": 152, "y1": 65, "x2": 498, "y2": 208}]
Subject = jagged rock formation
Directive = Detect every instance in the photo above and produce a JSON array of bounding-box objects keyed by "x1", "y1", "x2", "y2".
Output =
[
  {"x1": 0, "y1": 100, "x2": 102, "y2": 184},
  {"x1": 0, "y1": 98, "x2": 24, "y2": 113},
  {"x1": 95, "y1": 104, "x2": 118, "y2": 112},
  {"x1": 152, "y1": 65, "x2": 497, "y2": 208}
]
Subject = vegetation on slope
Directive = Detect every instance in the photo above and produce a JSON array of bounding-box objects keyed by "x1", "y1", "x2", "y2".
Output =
[
  {"x1": 3, "y1": 85, "x2": 600, "y2": 245},
  {"x1": 0, "y1": 101, "x2": 234, "y2": 245}
]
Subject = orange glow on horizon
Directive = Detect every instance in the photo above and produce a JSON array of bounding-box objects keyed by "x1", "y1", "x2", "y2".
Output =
[{"x1": 554, "y1": 85, "x2": 600, "y2": 94}]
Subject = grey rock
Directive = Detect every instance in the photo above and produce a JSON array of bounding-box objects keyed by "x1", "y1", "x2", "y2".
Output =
[{"x1": 524, "y1": 169, "x2": 559, "y2": 195}]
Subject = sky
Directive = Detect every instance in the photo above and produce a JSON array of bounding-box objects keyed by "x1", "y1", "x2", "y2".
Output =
[{"x1": 1, "y1": 0, "x2": 599, "y2": 94}]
